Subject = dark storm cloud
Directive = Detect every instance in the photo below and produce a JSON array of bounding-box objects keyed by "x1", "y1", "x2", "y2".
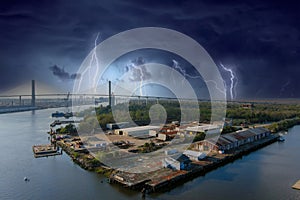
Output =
[
  {"x1": 49, "y1": 65, "x2": 80, "y2": 81},
  {"x1": 128, "y1": 57, "x2": 151, "y2": 82},
  {"x1": 0, "y1": 0, "x2": 299, "y2": 98}
]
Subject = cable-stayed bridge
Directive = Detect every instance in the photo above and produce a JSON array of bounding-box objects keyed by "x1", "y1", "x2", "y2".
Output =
[{"x1": 0, "y1": 80, "x2": 205, "y2": 114}]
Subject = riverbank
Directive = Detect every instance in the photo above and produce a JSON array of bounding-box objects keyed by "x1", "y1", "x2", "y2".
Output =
[
  {"x1": 3, "y1": 108, "x2": 300, "y2": 200},
  {"x1": 0, "y1": 106, "x2": 37, "y2": 114},
  {"x1": 56, "y1": 131, "x2": 279, "y2": 194},
  {"x1": 145, "y1": 134, "x2": 279, "y2": 193}
]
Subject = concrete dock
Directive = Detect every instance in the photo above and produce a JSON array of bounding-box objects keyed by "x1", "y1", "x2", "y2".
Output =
[
  {"x1": 32, "y1": 144, "x2": 61, "y2": 158},
  {"x1": 292, "y1": 180, "x2": 300, "y2": 190},
  {"x1": 50, "y1": 120, "x2": 82, "y2": 127},
  {"x1": 109, "y1": 134, "x2": 279, "y2": 192}
]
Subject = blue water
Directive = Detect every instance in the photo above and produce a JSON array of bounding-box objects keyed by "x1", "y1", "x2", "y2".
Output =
[
  {"x1": 0, "y1": 109, "x2": 139, "y2": 200},
  {"x1": 0, "y1": 108, "x2": 299, "y2": 200}
]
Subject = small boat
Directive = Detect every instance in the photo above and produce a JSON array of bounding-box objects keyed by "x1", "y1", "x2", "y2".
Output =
[
  {"x1": 50, "y1": 120, "x2": 62, "y2": 127},
  {"x1": 64, "y1": 112, "x2": 73, "y2": 118},
  {"x1": 292, "y1": 180, "x2": 300, "y2": 190},
  {"x1": 24, "y1": 177, "x2": 30, "y2": 182},
  {"x1": 52, "y1": 111, "x2": 64, "y2": 118},
  {"x1": 278, "y1": 136, "x2": 285, "y2": 142}
]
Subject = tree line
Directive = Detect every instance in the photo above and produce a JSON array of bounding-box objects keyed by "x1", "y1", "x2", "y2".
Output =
[{"x1": 76, "y1": 100, "x2": 300, "y2": 133}]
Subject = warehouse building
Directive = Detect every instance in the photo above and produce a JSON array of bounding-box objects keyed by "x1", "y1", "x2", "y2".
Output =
[
  {"x1": 183, "y1": 150, "x2": 206, "y2": 161},
  {"x1": 106, "y1": 122, "x2": 129, "y2": 130},
  {"x1": 194, "y1": 127, "x2": 271, "y2": 153},
  {"x1": 114, "y1": 125, "x2": 160, "y2": 138},
  {"x1": 185, "y1": 125, "x2": 222, "y2": 135},
  {"x1": 162, "y1": 154, "x2": 191, "y2": 170}
]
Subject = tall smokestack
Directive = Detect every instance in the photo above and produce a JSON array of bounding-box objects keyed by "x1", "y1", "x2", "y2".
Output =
[
  {"x1": 31, "y1": 80, "x2": 35, "y2": 107},
  {"x1": 108, "y1": 80, "x2": 111, "y2": 107}
]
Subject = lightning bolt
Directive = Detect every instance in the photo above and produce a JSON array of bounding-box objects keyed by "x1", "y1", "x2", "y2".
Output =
[
  {"x1": 134, "y1": 63, "x2": 145, "y2": 96},
  {"x1": 172, "y1": 60, "x2": 202, "y2": 79},
  {"x1": 204, "y1": 80, "x2": 227, "y2": 96},
  {"x1": 139, "y1": 69, "x2": 144, "y2": 96},
  {"x1": 220, "y1": 63, "x2": 237, "y2": 100},
  {"x1": 172, "y1": 59, "x2": 201, "y2": 88},
  {"x1": 92, "y1": 33, "x2": 100, "y2": 88},
  {"x1": 171, "y1": 60, "x2": 227, "y2": 96},
  {"x1": 77, "y1": 32, "x2": 100, "y2": 93},
  {"x1": 126, "y1": 58, "x2": 146, "y2": 96},
  {"x1": 279, "y1": 79, "x2": 291, "y2": 97}
]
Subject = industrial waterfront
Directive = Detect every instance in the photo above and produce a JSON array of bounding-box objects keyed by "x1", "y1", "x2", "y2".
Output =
[{"x1": 0, "y1": 108, "x2": 300, "y2": 200}]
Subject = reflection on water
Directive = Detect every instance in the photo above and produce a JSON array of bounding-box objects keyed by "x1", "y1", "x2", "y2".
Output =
[
  {"x1": 151, "y1": 126, "x2": 300, "y2": 200},
  {"x1": 0, "y1": 109, "x2": 299, "y2": 200},
  {"x1": 0, "y1": 109, "x2": 140, "y2": 200}
]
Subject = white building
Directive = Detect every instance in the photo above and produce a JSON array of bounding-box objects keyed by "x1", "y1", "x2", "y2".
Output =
[
  {"x1": 149, "y1": 130, "x2": 158, "y2": 137},
  {"x1": 158, "y1": 133, "x2": 167, "y2": 141},
  {"x1": 185, "y1": 125, "x2": 222, "y2": 135},
  {"x1": 106, "y1": 122, "x2": 129, "y2": 130},
  {"x1": 114, "y1": 125, "x2": 160, "y2": 137},
  {"x1": 183, "y1": 150, "x2": 206, "y2": 161},
  {"x1": 162, "y1": 154, "x2": 190, "y2": 170}
]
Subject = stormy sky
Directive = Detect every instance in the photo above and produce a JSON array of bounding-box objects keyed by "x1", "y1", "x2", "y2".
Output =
[{"x1": 0, "y1": 0, "x2": 299, "y2": 99}]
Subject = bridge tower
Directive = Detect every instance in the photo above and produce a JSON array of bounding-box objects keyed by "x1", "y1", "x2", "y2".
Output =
[
  {"x1": 31, "y1": 80, "x2": 36, "y2": 107},
  {"x1": 109, "y1": 80, "x2": 112, "y2": 107}
]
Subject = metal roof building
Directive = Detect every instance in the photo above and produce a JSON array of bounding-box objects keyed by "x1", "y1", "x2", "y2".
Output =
[
  {"x1": 183, "y1": 150, "x2": 206, "y2": 161},
  {"x1": 114, "y1": 125, "x2": 160, "y2": 138},
  {"x1": 194, "y1": 127, "x2": 271, "y2": 153},
  {"x1": 185, "y1": 125, "x2": 222, "y2": 135}
]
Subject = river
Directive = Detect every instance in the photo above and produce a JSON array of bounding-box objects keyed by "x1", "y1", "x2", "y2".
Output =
[{"x1": 0, "y1": 108, "x2": 299, "y2": 200}]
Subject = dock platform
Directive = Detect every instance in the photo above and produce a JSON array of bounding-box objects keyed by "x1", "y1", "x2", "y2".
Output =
[
  {"x1": 50, "y1": 120, "x2": 82, "y2": 127},
  {"x1": 32, "y1": 144, "x2": 61, "y2": 158},
  {"x1": 292, "y1": 180, "x2": 300, "y2": 190}
]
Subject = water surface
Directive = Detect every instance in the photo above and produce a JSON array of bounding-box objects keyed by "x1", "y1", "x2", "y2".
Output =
[{"x1": 0, "y1": 109, "x2": 299, "y2": 200}]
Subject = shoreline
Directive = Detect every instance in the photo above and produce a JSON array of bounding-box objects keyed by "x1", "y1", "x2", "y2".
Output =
[
  {"x1": 145, "y1": 134, "x2": 279, "y2": 193},
  {"x1": 0, "y1": 106, "x2": 38, "y2": 114},
  {"x1": 56, "y1": 132, "x2": 279, "y2": 194}
]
